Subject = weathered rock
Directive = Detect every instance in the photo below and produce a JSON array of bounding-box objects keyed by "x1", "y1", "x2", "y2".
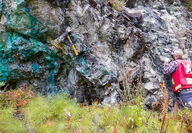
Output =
[
  {"x1": 46, "y1": 0, "x2": 70, "y2": 7},
  {"x1": 0, "y1": 0, "x2": 192, "y2": 107},
  {"x1": 126, "y1": 0, "x2": 137, "y2": 8}
]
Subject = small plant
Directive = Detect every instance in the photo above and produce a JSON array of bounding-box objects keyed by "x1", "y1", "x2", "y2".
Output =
[
  {"x1": 0, "y1": 84, "x2": 34, "y2": 108},
  {"x1": 160, "y1": 82, "x2": 168, "y2": 133},
  {"x1": 0, "y1": 82, "x2": 5, "y2": 87},
  {"x1": 182, "y1": 0, "x2": 192, "y2": 14},
  {"x1": 120, "y1": 61, "x2": 144, "y2": 104},
  {"x1": 108, "y1": 0, "x2": 126, "y2": 10}
]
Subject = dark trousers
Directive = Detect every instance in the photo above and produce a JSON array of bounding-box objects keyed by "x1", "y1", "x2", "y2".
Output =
[{"x1": 178, "y1": 90, "x2": 192, "y2": 111}]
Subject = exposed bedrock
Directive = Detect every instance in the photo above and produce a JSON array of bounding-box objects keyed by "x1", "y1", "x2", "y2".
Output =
[{"x1": 0, "y1": 0, "x2": 192, "y2": 108}]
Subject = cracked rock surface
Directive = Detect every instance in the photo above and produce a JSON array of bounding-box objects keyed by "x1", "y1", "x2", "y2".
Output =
[{"x1": 0, "y1": 0, "x2": 192, "y2": 107}]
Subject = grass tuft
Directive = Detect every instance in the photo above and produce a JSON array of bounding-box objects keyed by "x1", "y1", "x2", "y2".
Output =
[{"x1": 0, "y1": 107, "x2": 25, "y2": 133}]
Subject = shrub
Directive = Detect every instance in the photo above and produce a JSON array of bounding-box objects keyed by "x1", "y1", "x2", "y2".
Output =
[{"x1": 0, "y1": 84, "x2": 34, "y2": 108}]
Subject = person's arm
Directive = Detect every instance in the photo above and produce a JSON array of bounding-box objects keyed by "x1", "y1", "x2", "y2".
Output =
[{"x1": 162, "y1": 60, "x2": 178, "y2": 75}]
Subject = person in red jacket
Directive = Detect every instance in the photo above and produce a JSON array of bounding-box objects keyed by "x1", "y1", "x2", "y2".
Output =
[{"x1": 163, "y1": 48, "x2": 192, "y2": 111}]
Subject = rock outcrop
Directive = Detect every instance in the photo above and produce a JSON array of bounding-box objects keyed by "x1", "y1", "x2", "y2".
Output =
[{"x1": 0, "y1": 0, "x2": 192, "y2": 107}]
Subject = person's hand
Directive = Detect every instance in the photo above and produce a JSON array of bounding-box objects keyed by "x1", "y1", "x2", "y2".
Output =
[
  {"x1": 164, "y1": 57, "x2": 171, "y2": 62},
  {"x1": 160, "y1": 56, "x2": 171, "y2": 63}
]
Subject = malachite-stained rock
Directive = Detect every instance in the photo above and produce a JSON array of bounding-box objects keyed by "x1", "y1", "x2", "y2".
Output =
[
  {"x1": 6, "y1": 7, "x2": 47, "y2": 41},
  {"x1": 0, "y1": 0, "x2": 65, "y2": 94},
  {"x1": 0, "y1": 0, "x2": 113, "y2": 95},
  {"x1": 0, "y1": 0, "x2": 2, "y2": 14}
]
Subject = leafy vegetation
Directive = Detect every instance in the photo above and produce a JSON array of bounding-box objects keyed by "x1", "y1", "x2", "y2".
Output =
[
  {"x1": 182, "y1": 0, "x2": 192, "y2": 14},
  {"x1": 0, "y1": 85, "x2": 191, "y2": 133},
  {"x1": 0, "y1": 84, "x2": 34, "y2": 108},
  {"x1": 0, "y1": 82, "x2": 5, "y2": 87}
]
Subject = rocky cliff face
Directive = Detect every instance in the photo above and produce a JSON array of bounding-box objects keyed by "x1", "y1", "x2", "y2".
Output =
[{"x1": 0, "y1": 0, "x2": 192, "y2": 107}]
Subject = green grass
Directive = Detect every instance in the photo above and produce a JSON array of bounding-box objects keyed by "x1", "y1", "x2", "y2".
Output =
[
  {"x1": 0, "y1": 106, "x2": 25, "y2": 133},
  {"x1": 0, "y1": 93, "x2": 191, "y2": 133}
]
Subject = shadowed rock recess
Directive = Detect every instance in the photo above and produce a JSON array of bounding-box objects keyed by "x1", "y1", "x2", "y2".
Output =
[{"x1": 0, "y1": 0, "x2": 192, "y2": 107}]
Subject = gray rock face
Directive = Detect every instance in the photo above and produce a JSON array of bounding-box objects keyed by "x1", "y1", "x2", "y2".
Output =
[{"x1": 0, "y1": 0, "x2": 192, "y2": 107}]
